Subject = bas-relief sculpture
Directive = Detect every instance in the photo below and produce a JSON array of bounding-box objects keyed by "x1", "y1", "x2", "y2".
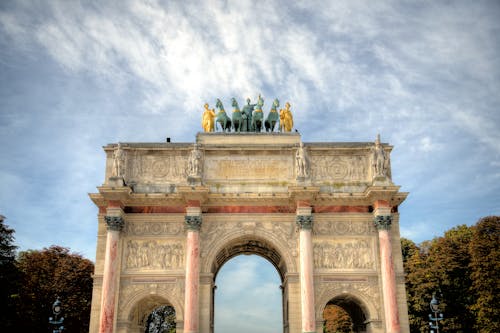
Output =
[
  {"x1": 313, "y1": 240, "x2": 375, "y2": 270},
  {"x1": 125, "y1": 240, "x2": 184, "y2": 270}
]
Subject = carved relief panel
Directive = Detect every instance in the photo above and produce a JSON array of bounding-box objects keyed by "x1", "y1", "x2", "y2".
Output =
[
  {"x1": 127, "y1": 151, "x2": 188, "y2": 184},
  {"x1": 309, "y1": 154, "x2": 369, "y2": 183},
  {"x1": 124, "y1": 240, "x2": 185, "y2": 271},
  {"x1": 313, "y1": 239, "x2": 376, "y2": 270}
]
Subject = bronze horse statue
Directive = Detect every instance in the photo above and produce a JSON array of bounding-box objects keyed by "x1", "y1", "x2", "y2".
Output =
[
  {"x1": 231, "y1": 98, "x2": 243, "y2": 132},
  {"x1": 215, "y1": 98, "x2": 232, "y2": 132},
  {"x1": 265, "y1": 98, "x2": 280, "y2": 132},
  {"x1": 251, "y1": 95, "x2": 264, "y2": 132}
]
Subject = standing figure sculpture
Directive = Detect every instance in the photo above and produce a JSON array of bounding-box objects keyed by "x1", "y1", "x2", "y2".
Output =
[
  {"x1": 372, "y1": 134, "x2": 389, "y2": 178},
  {"x1": 188, "y1": 144, "x2": 202, "y2": 177},
  {"x1": 295, "y1": 142, "x2": 308, "y2": 178},
  {"x1": 215, "y1": 98, "x2": 232, "y2": 132},
  {"x1": 231, "y1": 98, "x2": 243, "y2": 132},
  {"x1": 265, "y1": 98, "x2": 280, "y2": 132},
  {"x1": 202, "y1": 103, "x2": 216, "y2": 132},
  {"x1": 112, "y1": 143, "x2": 125, "y2": 178},
  {"x1": 241, "y1": 98, "x2": 256, "y2": 132},
  {"x1": 280, "y1": 102, "x2": 294, "y2": 132},
  {"x1": 252, "y1": 94, "x2": 264, "y2": 132}
]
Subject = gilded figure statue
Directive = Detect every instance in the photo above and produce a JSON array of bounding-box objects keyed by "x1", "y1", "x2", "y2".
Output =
[
  {"x1": 202, "y1": 103, "x2": 216, "y2": 132},
  {"x1": 280, "y1": 102, "x2": 294, "y2": 132}
]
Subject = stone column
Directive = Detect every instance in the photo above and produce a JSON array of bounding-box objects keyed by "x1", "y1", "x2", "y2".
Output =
[
  {"x1": 99, "y1": 215, "x2": 124, "y2": 333},
  {"x1": 296, "y1": 208, "x2": 316, "y2": 333},
  {"x1": 374, "y1": 202, "x2": 400, "y2": 333},
  {"x1": 184, "y1": 208, "x2": 202, "y2": 333}
]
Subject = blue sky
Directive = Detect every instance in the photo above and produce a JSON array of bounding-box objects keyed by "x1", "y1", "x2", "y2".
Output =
[{"x1": 1, "y1": 1, "x2": 499, "y2": 331}]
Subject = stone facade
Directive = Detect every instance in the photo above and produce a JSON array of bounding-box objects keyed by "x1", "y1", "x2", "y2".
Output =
[{"x1": 89, "y1": 132, "x2": 409, "y2": 333}]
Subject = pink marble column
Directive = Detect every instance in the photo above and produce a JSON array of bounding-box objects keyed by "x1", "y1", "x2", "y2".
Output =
[
  {"x1": 297, "y1": 212, "x2": 316, "y2": 333},
  {"x1": 184, "y1": 212, "x2": 202, "y2": 333},
  {"x1": 374, "y1": 213, "x2": 401, "y2": 333},
  {"x1": 99, "y1": 215, "x2": 124, "y2": 333}
]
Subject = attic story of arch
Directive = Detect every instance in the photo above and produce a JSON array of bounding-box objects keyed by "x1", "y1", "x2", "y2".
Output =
[{"x1": 201, "y1": 95, "x2": 294, "y2": 133}]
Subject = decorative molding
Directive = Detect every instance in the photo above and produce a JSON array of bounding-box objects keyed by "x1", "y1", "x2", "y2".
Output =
[
  {"x1": 374, "y1": 215, "x2": 392, "y2": 230},
  {"x1": 184, "y1": 215, "x2": 202, "y2": 231},
  {"x1": 314, "y1": 220, "x2": 374, "y2": 235},
  {"x1": 296, "y1": 215, "x2": 314, "y2": 230},
  {"x1": 105, "y1": 216, "x2": 125, "y2": 231},
  {"x1": 125, "y1": 222, "x2": 182, "y2": 236}
]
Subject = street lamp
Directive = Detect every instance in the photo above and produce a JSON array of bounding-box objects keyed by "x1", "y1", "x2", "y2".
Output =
[
  {"x1": 428, "y1": 292, "x2": 443, "y2": 333},
  {"x1": 48, "y1": 298, "x2": 64, "y2": 333}
]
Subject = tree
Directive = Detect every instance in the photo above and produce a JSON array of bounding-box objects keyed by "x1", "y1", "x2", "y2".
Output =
[
  {"x1": 0, "y1": 215, "x2": 20, "y2": 331},
  {"x1": 323, "y1": 303, "x2": 352, "y2": 333},
  {"x1": 469, "y1": 216, "x2": 500, "y2": 332},
  {"x1": 16, "y1": 245, "x2": 94, "y2": 333}
]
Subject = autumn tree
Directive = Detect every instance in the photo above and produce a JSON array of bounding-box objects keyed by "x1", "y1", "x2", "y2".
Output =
[
  {"x1": 0, "y1": 215, "x2": 20, "y2": 331},
  {"x1": 323, "y1": 303, "x2": 353, "y2": 333},
  {"x1": 16, "y1": 245, "x2": 94, "y2": 333},
  {"x1": 469, "y1": 216, "x2": 500, "y2": 332}
]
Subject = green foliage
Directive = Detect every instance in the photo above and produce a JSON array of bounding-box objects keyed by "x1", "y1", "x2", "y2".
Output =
[
  {"x1": 0, "y1": 216, "x2": 20, "y2": 331},
  {"x1": 403, "y1": 218, "x2": 500, "y2": 333},
  {"x1": 469, "y1": 216, "x2": 500, "y2": 332},
  {"x1": 16, "y1": 245, "x2": 94, "y2": 333}
]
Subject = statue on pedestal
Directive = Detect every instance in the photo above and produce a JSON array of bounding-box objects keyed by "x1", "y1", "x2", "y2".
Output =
[
  {"x1": 372, "y1": 134, "x2": 389, "y2": 178},
  {"x1": 202, "y1": 103, "x2": 216, "y2": 132},
  {"x1": 112, "y1": 143, "x2": 125, "y2": 178},
  {"x1": 296, "y1": 142, "x2": 308, "y2": 179},
  {"x1": 188, "y1": 144, "x2": 202, "y2": 178}
]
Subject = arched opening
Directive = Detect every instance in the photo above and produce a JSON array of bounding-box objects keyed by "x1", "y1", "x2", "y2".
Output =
[
  {"x1": 128, "y1": 295, "x2": 177, "y2": 333},
  {"x1": 210, "y1": 237, "x2": 288, "y2": 333},
  {"x1": 323, "y1": 296, "x2": 368, "y2": 333}
]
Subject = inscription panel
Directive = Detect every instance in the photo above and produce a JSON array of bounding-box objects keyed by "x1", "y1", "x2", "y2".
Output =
[{"x1": 204, "y1": 155, "x2": 294, "y2": 181}]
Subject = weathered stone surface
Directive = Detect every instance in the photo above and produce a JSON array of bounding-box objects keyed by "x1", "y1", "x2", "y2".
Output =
[{"x1": 89, "y1": 133, "x2": 409, "y2": 333}]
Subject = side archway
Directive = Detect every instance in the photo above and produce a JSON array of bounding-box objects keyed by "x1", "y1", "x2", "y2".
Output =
[
  {"x1": 317, "y1": 287, "x2": 381, "y2": 333},
  {"x1": 118, "y1": 285, "x2": 184, "y2": 333}
]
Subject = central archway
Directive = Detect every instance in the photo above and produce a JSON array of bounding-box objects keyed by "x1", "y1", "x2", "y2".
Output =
[{"x1": 209, "y1": 236, "x2": 289, "y2": 333}]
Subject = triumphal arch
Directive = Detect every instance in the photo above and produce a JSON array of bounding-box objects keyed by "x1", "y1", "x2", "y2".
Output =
[{"x1": 89, "y1": 131, "x2": 410, "y2": 333}]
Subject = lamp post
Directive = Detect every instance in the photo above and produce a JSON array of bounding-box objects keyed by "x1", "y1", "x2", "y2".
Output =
[
  {"x1": 48, "y1": 298, "x2": 64, "y2": 333},
  {"x1": 428, "y1": 292, "x2": 443, "y2": 333}
]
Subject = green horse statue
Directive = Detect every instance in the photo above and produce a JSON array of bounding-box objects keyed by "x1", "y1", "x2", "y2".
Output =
[
  {"x1": 231, "y1": 98, "x2": 243, "y2": 132},
  {"x1": 215, "y1": 98, "x2": 232, "y2": 132},
  {"x1": 251, "y1": 94, "x2": 264, "y2": 132},
  {"x1": 265, "y1": 98, "x2": 280, "y2": 132}
]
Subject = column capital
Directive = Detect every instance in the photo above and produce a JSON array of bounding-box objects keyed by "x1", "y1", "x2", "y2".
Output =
[
  {"x1": 296, "y1": 215, "x2": 314, "y2": 230},
  {"x1": 185, "y1": 215, "x2": 202, "y2": 231},
  {"x1": 374, "y1": 215, "x2": 392, "y2": 230},
  {"x1": 104, "y1": 215, "x2": 125, "y2": 231}
]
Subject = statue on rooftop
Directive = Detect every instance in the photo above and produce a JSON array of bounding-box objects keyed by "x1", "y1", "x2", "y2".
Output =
[
  {"x1": 252, "y1": 94, "x2": 264, "y2": 132},
  {"x1": 215, "y1": 99, "x2": 232, "y2": 132},
  {"x1": 265, "y1": 98, "x2": 280, "y2": 132},
  {"x1": 241, "y1": 98, "x2": 256, "y2": 132},
  {"x1": 280, "y1": 102, "x2": 294, "y2": 132},
  {"x1": 112, "y1": 143, "x2": 125, "y2": 178},
  {"x1": 372, "y1": 134, "x2": 389, "y2": 178},
  {"x1": 202, "y1": 103, "x2": 216, "y2": 132}
]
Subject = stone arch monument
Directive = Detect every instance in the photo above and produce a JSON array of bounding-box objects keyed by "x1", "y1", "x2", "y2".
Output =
[{"x1": 89, "y1": 132, "x2": 409, "y2": 333}]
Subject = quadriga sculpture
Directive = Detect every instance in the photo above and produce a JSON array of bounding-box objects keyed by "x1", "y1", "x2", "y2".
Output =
[{"x1": 251, "y1": 94, "x2": 264, "y2": 132}]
